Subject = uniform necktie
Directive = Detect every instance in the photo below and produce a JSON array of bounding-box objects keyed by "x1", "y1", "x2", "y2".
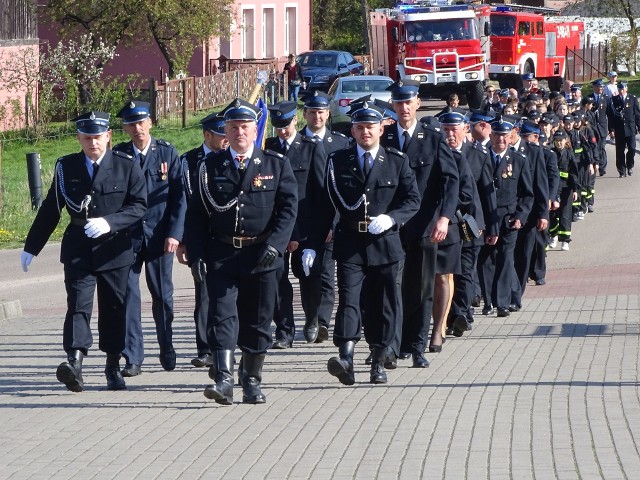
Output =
[
  {"x1": 313, "y1": 135, "x2": 321, "y2": 142},
  {"x1": 494, "y1": 153, "x2": 502, "y2": 166},
  {"x1": 282, "y1": 141, "x2": 288, "y2": 155},
  {"x1": 363, "y1": 152, "x2": 372, "y2": 177},
  {"x1": 91, "y1": 162, "x2": 99, "y2": 181},
  {"x1": 402, "y1": 130, "x2": 411, "y2": 153},
  {"x1": 139, "y1": 153, "x2": 145, "y2": 168}
]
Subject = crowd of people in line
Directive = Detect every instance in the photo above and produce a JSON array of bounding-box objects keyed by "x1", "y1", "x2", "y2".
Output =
[{"x1": 18, "y1": 70, "x2": 640, "y2": 404}]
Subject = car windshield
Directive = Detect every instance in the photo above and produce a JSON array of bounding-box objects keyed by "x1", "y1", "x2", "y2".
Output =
[
  {"x1": 299, "y1": 53, "x2": 338, "y2": 69},
  {"x1": 341, "y1": 79, "x2": 393, "y2": 94},
  {"x1": 405, "y1": 19, "x2": 478, "y2": 42},
  {"x1": 490, "y1": 15, "x2": 516, "y2": 36}
]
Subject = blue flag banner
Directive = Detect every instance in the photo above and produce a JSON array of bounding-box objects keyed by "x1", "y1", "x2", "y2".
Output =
[{"x1": 255, "y1": 97, "x2": 268, "y2": 149}]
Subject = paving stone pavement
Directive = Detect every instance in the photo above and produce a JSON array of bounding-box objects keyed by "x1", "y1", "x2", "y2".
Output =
[{"x1": 1, "y1": 144, "x2": 640, "y2": 479}]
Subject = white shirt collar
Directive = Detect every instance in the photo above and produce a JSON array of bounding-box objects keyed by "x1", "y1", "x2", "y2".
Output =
[{"x1": 356, "y1": 144, "x2": 380, "y2": 162}]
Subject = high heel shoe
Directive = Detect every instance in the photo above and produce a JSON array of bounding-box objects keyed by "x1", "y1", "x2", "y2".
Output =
[{"x1": 428, "y1": 344, "x2": 442, "y2": 353}]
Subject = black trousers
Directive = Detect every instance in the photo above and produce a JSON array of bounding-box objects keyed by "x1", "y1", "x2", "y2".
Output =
[
  {"x1": 451, "y1": 243, "x2": 480, "y2": 322},
  {"x1": 615, "y1": 133, "x2": 636, "y2": 174},
  {"x1": 528, "y1": 229, "x2": 547, "y2": 282},
  {"x1": 597, "y1": 139, "x2": 608, "y2": 172},
  {"x1": 63, "y1": 263, "x2": 129, "y2": 355},
  {"x1": 550, "y1": 186, "x2": 573, "y2": 242},
  {"x1": 274, "y1": 251, "x2": 296, "y2": 342},
  {"x1": 291, "y1": 241, "x2": 336, "y2": 329},
  {"x1": 334, "y1": 261, "x2": 401, "y2": 351},
  {"x1": 512, "y1": 222, "x2": 538, "y2": 307},
  {"x1": 192, "y1": 278, "x2": 210, "y2": 355},
  {"x1": 478, "y1": 228, "x2": 518, "y2": 310},
  {"x1": 206, "y1": 267, "x2": 277, "y2": 354},
  {"x1": 123, "y1": 246, "x2": 175, "y2": 365},
  {"x1": 400, "y1": 238, "x2": 437, "y2": 355}
]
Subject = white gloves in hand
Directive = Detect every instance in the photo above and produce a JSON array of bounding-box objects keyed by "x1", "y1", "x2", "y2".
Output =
[
  {"x1": 368, "y1": 214, "x2": 395, "y2": 235},
  {"x1": 301, "y1": 249, "x2": 316, "y2": 277},
  {"x1": 21, "y1": 251, "x2": 34, "y2": 272},
  {"x1": 84, "y1": 218, "x2": 110, "y2": 238}
]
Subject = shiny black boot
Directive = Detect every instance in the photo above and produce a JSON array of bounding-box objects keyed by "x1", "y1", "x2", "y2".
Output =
[
  {"x1": 105, "y1": 353, "x2": 126, "y2": 390},
  {"x1": 241, "y1": 353, "x2": 266, "y2": 404},
  {"x1": 370, "y1": 347, "x2": 388, "y2": 384},
  {"x1": 56, "y1": 350, "x2": 84, "y2": 392},
  {"x1": 327, "y1": 341, "x2": 355, "y2": 385},
  {"x1": 204, "y1": 350, "x2": 234, "y2": 405}
]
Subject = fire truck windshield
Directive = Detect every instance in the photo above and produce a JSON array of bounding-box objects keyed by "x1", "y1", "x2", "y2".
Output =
[
  {"x1": 405, "y1": 19, "x2": 478, "y2": 42},
  {"x1": 490, "y1": 16, "x2": 516, "y2": 36}
]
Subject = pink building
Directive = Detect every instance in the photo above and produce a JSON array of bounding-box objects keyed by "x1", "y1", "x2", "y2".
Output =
[{"x1": 38, "y1": 1, "x2": 312, "y2": 82}]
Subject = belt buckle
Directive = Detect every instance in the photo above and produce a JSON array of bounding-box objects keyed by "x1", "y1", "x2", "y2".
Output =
[
  {"x1": 232, "y1": 237, "x2": 244, "y2": 248},
  {"x1": 358, "y1": 221, "x2": 369, "y2": 233}
]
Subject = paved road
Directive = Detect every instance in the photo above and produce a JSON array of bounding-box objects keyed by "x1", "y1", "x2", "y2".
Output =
[{"x1": 1, "y1": 142, "x2": 640, "y2": 479}]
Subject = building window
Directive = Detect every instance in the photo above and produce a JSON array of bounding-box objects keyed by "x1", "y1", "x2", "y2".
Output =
[
  {"x1": 263, "y1": 8, "x2": 275, "y2": 58},
  {"x1": 285, "y1": 6, "x2": 297, "y2": 55},
  {"x1": 242, "y1": 8, "x2": 255, "y2": 59}
]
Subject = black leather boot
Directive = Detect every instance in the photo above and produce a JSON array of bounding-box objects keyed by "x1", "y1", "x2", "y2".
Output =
[
  {"x1": 327, "y1": 341, "x2": 355, "y2": 385},
  {"x1": 204, "y1": 350, "x2": 234, "y2": 405},
  {"x1": 105, "y1": 353, "x2": 126, "y2": 390},
  {"x1": 370, "y1": 347, "x2": 388, "y2": 384},
  {"x1": 56, "y1": 350, "x2": 84, "y2": 392},
  {"x1": 303, "y1": 318, "x2": 319, "y2": 343},
  {"x1": 241, "y1": 353, "x2": 266, "y2": 404}
]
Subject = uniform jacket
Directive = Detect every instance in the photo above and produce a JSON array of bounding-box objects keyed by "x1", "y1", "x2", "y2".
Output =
[
  {"x1": 541, "y1": 145, "x2": 560, "y2": 202},
  {"x1": 607, "y1": 94, "x2": 640, "y2": 137},
  {"x1": 444, "y1": 148, "x2": 475, "y2": 246},
  {"x1": 309, "y1": 145, "x2": 420, "y2": 266},
  {"x1": 266, "y1": 133, "x2": 327, "y2": 242},
  {"x1": 381, "y1": 121, "x2": 459, "y2": 241},
  {"x1": 180, "y1": 144, "x2": 206, "y2": 201},
  {"x1": 184, "y1": 148, "x2": 298, "y2": 274},
  {"x1": 306, "y1": 129, "x2": 351, "y2": 156},
  {"x1": 553, "y1": 146, "x2": 580, "y2": 193},
  {"x1": 24, "y1": 150, "x2": 147, "y2": 271},
  {"x1": 512, "y1": 139, "x2": 549, "y2": 221},
  {"x1": 461, "y1": 141, "x2": 499, "y2": 240},
  {"x1": 114, "y1": 137, "x2": 186, "y2": 253},
  {"x1": 591, "y1": 94, "x2": 609, "y2": 139},
  {"x1": 489, "y1": 147, "x2": 534, "y2": 233}
]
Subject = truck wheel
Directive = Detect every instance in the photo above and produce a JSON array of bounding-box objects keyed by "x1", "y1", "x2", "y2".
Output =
[{"x1": 466, "y1": 81, "x2": 485, "y2": 109}]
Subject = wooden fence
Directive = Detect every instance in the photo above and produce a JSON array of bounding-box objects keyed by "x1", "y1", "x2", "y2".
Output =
[
  {"x1": 0, "y1": 0, "x2": 37, "y2": 41},
  {"x1": 565, "y1": 42, "x2": 608, "y2": 84}
]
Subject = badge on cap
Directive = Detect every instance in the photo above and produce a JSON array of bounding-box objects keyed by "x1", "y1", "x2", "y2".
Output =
[
  {"x1": 89, "y1": 112, "x2": 95, "y2": 120},
  {"x1": 130, "y1": 101, "x2": 136, "y2": 109},
  {"x1": 398, "y1": 81, "x2": 403, "y2": 87}
]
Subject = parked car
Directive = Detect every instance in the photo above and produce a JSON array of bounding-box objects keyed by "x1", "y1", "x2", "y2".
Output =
[
  {"x1": 327, "y1": 75, "x2": 395, "y2": 131},
  {"x1": 298, "y1": 50, "x2": 365, "y2": 94}
]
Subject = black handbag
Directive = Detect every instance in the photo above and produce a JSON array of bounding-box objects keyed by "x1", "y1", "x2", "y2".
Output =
[{"x1": 455, "y1": 210, "x2": 481, "y2": 242}]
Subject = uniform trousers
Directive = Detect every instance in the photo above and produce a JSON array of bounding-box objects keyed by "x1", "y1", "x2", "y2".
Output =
[
  {"x1": 528, "y1": 229, "x2": 547, "y2": 282},
  {"x1": 123, "y1": 245, "x2": 175, "y2": 365},
  {"x1": 400, "y1": 238, "x2": 437, "y2": 355},
  {"x1": 63, "y1": 263, "x2": 129, "y2": 355},
  {"x1": 512, "y1": 222, "x2": 539, "y2": 307},
  {"x1": 206, "y1": 267, "x2": 277, "y2": 354},
  {"x1": 615, "y1": 133, "x2": 636, "y2": 174},
  {"x1": 451, "y1": 243, "x2": 480, "y2": 322},
  {"x1": 274, "y1": 251, "x2": 296, "y2": 342},
  {"x1": 478, "y1": 228, "x2": 518, "y2": 310},
  {"x1": 291, "y1": 241, "x2": 336, "y2": 329},
  {"x1": 192, "y1": 279, "x2": 210, "y2": 355},
  {"x1": 597, "y1": 139, "x2": 608, "y2": 172},
  {"x1": 550, "y1": 187, "x2": 573, "y2": 242},
  {"x1": 334, "y1": 261, "x2": 401, "y2": 351}
]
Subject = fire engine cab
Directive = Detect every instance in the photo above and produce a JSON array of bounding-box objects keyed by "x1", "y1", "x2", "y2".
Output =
[
  {"x1": 370, "y1": 0, "x2": 491, "y2": 108},
  {"x1": 489, "y1": 5, "x2": 584, "y2": 91}
]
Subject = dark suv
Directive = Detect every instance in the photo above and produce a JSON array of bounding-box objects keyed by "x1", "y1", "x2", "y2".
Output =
[{"x1": 298, "y1": 50, "x2": 365, "y2": 93}]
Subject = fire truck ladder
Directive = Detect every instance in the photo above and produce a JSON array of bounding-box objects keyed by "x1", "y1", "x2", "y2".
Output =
[{"x1": 490, "y1": 3, "x2": 560, "y2": 15}]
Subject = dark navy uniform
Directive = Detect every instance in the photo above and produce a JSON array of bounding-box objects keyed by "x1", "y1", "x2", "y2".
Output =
[
  {"x1": 607, "y1": 85, "x2": 640, "y2": 176},
  {"x1": 589, "y1": 86, "x2": 609, "y2": 174},
  {"x1": 511, "y1": 133, "x2": 550, "y2": 310},
  {"x1": 266, "y1": 131, "x2": 327, "y2": 345},
  {"x1": 381, "y1": 121, "x2": 459, "y2": 357},
  {"x1": 184, "y1": 147, "x2": 297, "y2": 355},
  {"x1": 113, "y1": 136, "x2": 186, "y2": 369},
  {"x1": 478, "y1": 139, "x2": 534, "y2": 314},
  {"x1": 308, "y1": 143, "x2": 420, "y2": 380},
  {"x1": 180, "y1": 144, "x2": 211, "y2": 359},
  {"x1": 450, "y1": 140, "x2": 498, "y2": 329}
]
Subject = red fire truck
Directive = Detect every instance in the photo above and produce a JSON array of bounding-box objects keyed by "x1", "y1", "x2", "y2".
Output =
[
  {"x1": 489, "y1": 5, "x2": 584, "y2": 91},
  {"x1": 370, "y1": 0, "x2": 491, "y2": 108}
]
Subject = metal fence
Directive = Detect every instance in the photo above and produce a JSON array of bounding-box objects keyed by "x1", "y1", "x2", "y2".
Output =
[{"x1": 565, "y1": 42, "x2": 608, "y2": 84}]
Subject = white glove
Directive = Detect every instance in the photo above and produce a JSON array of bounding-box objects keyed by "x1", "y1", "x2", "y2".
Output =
[
  {"x1": 21, "y1": 251, "x2": 34, "y2": 272},
  {"x1": 368, "y1": 214, "x2": 395, "y2": 234},
  {"x1": 84, "y1": 217, "x2": 111, "y2": 238},
  {"x1": 301, "y1": 249, "x2": 316, "y2": 277}
]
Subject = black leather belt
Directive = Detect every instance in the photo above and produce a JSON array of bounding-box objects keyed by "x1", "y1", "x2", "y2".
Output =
[
  {"x1": 340, "y1": 218, "x2": 370, "y2": 233},
  {"x1": 69, "y1": 217, "x2": 87, "y2": 227},
  {"x1": 214, "y1": 231, "x2": 270, "y2": 248}
]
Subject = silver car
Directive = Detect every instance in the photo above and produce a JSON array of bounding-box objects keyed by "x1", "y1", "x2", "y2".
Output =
[{"x1": 327, "y1": 75, "x2": 395, "y2": 131}]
